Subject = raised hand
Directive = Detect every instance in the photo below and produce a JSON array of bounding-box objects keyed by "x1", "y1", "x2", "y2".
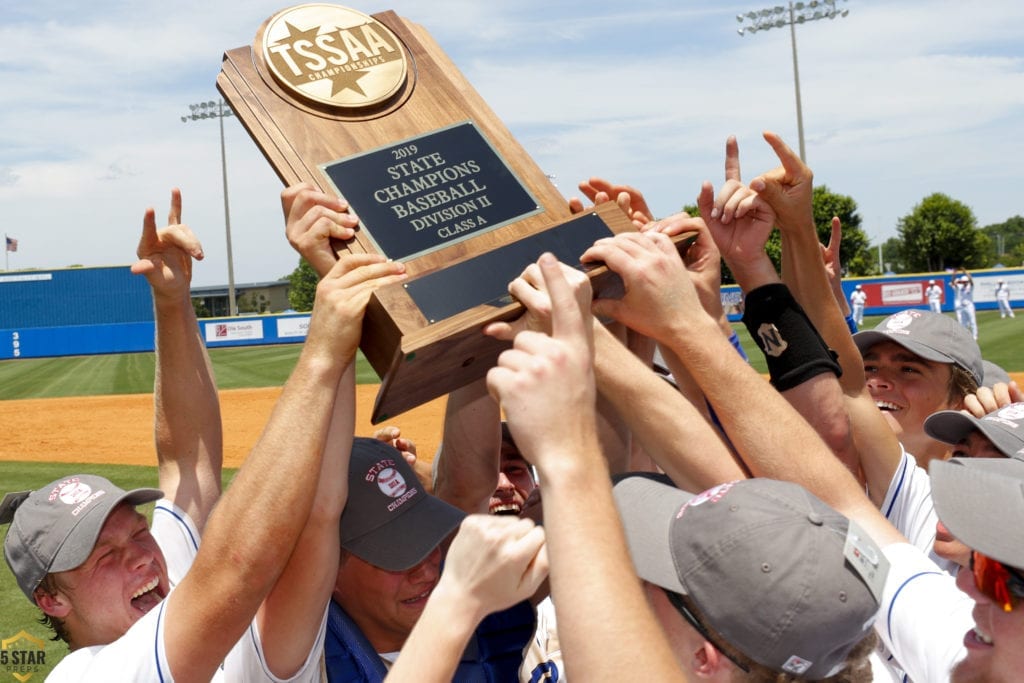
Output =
[
  {"x1": 643, "y1": 214, "x2": 728, "y2": 327},
  {"x1": 491, "y1": 257, "x2": 592, "y2": 341},
  {"x1": 699, "y1": 137, "x2": 778, "y2": 291},
  {"x1": 485, "y1": 253, "x2": 596, "y2": 467},
  {"x1": 132, "y1": 188, "x2": 204, "y2": 302},
  {"x1": 435, "y1": 515, "x2": 548, "y2": 618},
  {"x1": 748, "y1": 131, "x2": 813, "y2": 235},
  {"x1": 304, "y1": 253, "x2": 406, "y2": 365},
  {"x1": 372, "y1": 425, "x2": 418, "y2": 466},
  {"x1": 582, "y1": 232, "x2": 705, "y2": 344},
  {"x1": 821, "y1": 217, "x2": 851, "y2": 316},
  {"x1": 281, "y1": 183, "x2": 360, "y2": 278},
  {"x1": 569, "y1": 177, "x2": 653, "y2": 228},
  {"x1": 961, "y1": 383, "x2": 1024, "y2": 418}
]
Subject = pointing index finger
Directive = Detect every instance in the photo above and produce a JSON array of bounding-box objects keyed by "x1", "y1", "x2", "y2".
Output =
[
  {"x1": 537, "y1": 253, "x2": 586, "y2": 344},
  {"x1": 761, "y1": 131, "x2": 806, "y2": 178},
  {"x1": 724, "y1": 135, "x2": 741, "y2": 183},
  {"x1": 167, "y1": 188, "x2": 182, "y2": 226}
]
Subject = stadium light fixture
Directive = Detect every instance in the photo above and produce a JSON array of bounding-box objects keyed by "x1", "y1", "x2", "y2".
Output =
[
  {"x1": 181, "y1": 99, "x2": 238, "y2": 317},
  {"x1": 736, "y1": 0, "x2": 850, "y2": 162}
]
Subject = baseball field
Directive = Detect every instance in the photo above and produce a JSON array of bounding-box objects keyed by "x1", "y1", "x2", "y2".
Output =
[{"x1": 0, "y1": 311, "x2": 1020, "y2": 677}]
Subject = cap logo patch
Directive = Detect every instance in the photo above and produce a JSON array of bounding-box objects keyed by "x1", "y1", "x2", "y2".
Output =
[
  {"x1": 993, "y1": 405, "x2": 1024, "y2": 422},
  {"x1": 364, "y1": 459, "x2": 408, "y2": 494},
  {"x1": 679, "y1": 481, "x2": 736, "y2": 518},
  {"x1": 51, "y1": 479, "x2": 92, "y2": 505},
  {"x1": 782, "y1": 655, "x2": 813, "y2": 675},
  {"x1": 884, "y1": 310, "x2": 918, "y2": 333},
  {"x1": 363, "y1": 458, "x2": 419, "y2": 512},
  {"x1": 376, "y1": 467, "x2": 408, "y2": 498}
]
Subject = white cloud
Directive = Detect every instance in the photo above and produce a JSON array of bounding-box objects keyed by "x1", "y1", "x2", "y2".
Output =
[{"x1": 1, "y1": 0, "x2": 1021, "y2": 286}]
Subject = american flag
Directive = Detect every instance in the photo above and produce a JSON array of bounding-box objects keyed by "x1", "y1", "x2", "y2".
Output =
[{"x1": 5, "y1": 236, "x2": 16, "y2": 253}]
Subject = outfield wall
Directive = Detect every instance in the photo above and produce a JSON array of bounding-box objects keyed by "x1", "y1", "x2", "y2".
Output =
[
  {"x1": 723, "y1": 266, "x2": 1024, "y2": 321},
  {"x1": 4, "y1": 264, "x2": 1022, "y2": 359},
  {"x1": 0, "y1": 266, "x2": 153, "y2": 329},
  {"x1": 0, "y1": 264, "x2": 314, "y2": 360},
  {"x1": 1, "y1": 314, "x2": 312, "y2": 360}
]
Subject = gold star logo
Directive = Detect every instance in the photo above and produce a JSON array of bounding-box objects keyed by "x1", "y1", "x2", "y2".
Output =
[{"x1": 259, "y1": 5, "x2": 408, "y2": 110}]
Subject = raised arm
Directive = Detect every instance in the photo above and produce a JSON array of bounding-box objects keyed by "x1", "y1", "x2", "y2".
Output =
[
  {"x1": 748, "y1": 133, "x2": 902, "y2": 501},
  {"x1": 585, "y1": 231, "x2": 902, "y2": 546},
  {"x1": 131, "y1": 189, "x2": 221, "y2": 533},
  {"x1": 164, "y1": 253, "x2": 405, "y2": 681},
  {"x1": 750, "y1": 133, "x2": 864, "y2": 396},
  {"x1": 431, "y1": 379, "x2": 503, "y2": 514},
  {"x1": 485, "y1": 254, "x2": 685, "y2": 682},
  {"x1": 250, "y1": 188, "x2": 405, "y2": 677},
  {"x1": 250, "y1": 361, "x2": 355, "y2": 677}
]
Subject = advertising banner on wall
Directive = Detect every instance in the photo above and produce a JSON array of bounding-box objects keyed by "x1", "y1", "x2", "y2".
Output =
[{"x1": 204, "y1": 320, "x2": 265, "y2": 343}]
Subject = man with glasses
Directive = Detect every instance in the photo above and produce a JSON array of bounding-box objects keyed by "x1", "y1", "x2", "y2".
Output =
[{"x1": 931, "y1": 456, "x2": 1024, "y2": 682}]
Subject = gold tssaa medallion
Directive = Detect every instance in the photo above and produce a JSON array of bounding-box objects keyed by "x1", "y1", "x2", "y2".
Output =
[{"x1": 260, "y1": 4, "x2": 409, "y2": 110}]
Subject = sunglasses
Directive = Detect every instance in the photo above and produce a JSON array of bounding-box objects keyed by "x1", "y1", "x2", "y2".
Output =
[{"x1": 971, "y1": 550, "x2": 1024, "y2": 613}]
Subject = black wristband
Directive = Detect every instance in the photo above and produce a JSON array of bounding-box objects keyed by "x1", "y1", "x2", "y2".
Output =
[{"x1": 741, "y1": 283, "x2": 841, "y2": 391}]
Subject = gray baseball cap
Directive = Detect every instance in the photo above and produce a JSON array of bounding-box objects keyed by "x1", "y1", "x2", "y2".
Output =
[
  {"x1": 930, "y1": 457, "x2": 1024, "y2": 569},
  {"x1": 982, "y1": 360, "x2": 1012, "y2": 389},
  {"x1": 614, "y1": 476, "x2": 882, "y2": 679},
  {"x1": 341, "y1": 437, "x2": 464, "y2": 571},
  {"x1": 853, "y1": 309, "x2": 983, "y2": 385},
  {"x1": 1, "y1": 475, "x2": 163, "y2": 600},
  {"x1": 924, "y1": 402, "x2": 1024, "y2": 460}
]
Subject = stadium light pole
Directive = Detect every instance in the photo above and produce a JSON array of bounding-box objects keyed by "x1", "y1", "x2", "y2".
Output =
[
  {"x1": 181, "y1": 99, "x2": 237, "y2": 317},
  {"x1": 736, "y1": 0, "x2": 849, "y2": 162}
]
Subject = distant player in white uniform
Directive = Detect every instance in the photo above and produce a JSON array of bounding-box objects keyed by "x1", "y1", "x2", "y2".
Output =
[
  {"x1": 953, "y1": 271, "x2": 978, "y2": 340},
  {"x1": 925, "y1": 279, "x2": 943, "y2": 313},
  {"x1": 996, "y1": 280, "x2": 1015, "y2": 318},
  {"x1": 849, "y1": 284, "x2": 867, "y2": 326}
]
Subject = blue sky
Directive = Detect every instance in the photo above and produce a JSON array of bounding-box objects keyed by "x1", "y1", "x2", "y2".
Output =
[{"x1": 2, "y1": 1, "x2": 1022, "y2": 286}]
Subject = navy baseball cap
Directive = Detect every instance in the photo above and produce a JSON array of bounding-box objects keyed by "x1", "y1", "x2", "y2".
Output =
[
  {"x1": 1, "y1": 475, "x2": 162, "y2": 600},
  {"x1": 341, "y1": 438, "x2": 464, "y2": 571}
]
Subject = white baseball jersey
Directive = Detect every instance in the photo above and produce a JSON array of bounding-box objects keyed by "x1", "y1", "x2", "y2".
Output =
[
  {"x1": 874, "y1": 543, "x2": 973, "y2": 683},
  {"x1": 46, "y1": 500, "x2": 324, "y2": 683}
]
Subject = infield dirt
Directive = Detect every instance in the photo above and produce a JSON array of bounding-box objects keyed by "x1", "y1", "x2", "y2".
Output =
[
  {"x1": 4, "y1": 373, "x2": 1022, "y2": 470},
  {"x1": 0, "y1": 386, "x2": 446, "y2": 470}
]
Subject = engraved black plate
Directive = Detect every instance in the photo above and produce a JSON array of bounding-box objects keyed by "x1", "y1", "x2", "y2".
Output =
[
  {"x1": 403, "y1": 212, "x2": 613, "y2": 323},
  {"x1": 320, "y1": 121, "x2": 542, "y2": 261}
]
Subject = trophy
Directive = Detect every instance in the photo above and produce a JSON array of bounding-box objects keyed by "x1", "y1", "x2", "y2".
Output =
[{"x1": 219, "y1": 4, "x2": 656, "y2": 422}]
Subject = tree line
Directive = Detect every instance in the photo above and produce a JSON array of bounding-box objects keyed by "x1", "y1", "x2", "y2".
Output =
[{"x1": 682, "y1": 187, "x2": 1022, "y2": 283}]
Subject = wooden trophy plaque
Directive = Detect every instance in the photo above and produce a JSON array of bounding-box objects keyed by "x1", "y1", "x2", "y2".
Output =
[{"x1": 218, "y1": 3, "x2": 642, "y2": 422}]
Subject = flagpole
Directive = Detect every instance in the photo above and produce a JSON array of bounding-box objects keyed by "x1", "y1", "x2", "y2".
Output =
[{"x1": 4, "y1": 234, "x2": 7, "y2": 271}]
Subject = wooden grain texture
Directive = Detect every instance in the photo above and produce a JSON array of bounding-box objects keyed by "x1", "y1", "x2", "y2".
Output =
[{"x1": 217, "y1": 8, "x2": 632, "y2": 420}]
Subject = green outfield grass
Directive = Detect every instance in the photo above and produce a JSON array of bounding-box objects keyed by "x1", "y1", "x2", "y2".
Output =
[
  {"x1": 0, "y1": 345, "x2": 378, "y2": 400},
  {"x1": 0, "y1": 310, "x2": 1018, "y2": 401}
]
